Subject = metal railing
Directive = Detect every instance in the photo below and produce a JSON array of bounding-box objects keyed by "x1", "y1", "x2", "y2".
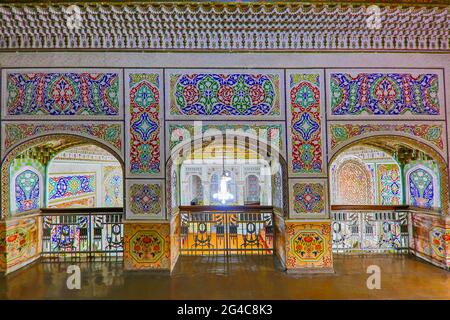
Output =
[
  {"x1": 41, "y1": 207, "x2": 123, "y2": 260},
  {"x1": 179, "y1": 205, "x2": 274, "y2": 256},
  {"x1": 331, "y1": 205, "x2": 410, "y2": 254}
]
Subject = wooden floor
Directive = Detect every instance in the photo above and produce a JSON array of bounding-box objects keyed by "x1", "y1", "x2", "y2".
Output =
[{"x1": 0, "y1": 254, "x2": 449, "y2": 299}]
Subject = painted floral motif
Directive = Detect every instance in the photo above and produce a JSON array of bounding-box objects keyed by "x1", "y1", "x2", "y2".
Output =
[
  {"x1": 170, "y1": 73, "x2": 279, "y2": 116},
  {"x1": 5, "y1": 228, "x2": 28, "y2": 261},
  {"x1": 7, "y1": 72, "x2": 119, "y2": 116},
  {"x1": 291, "y1": 230, "x2": 325, "y2": 261},
  {"x1": 293, "y1": 182, "x2": 325, "y2": 214},
  {"x1": 286, "y1": 222, "x2": 332, "y2": 269},
  {"x1": 430, "y1": 227, "x2": 446, "y2": 258},
  {"x1": 377, "y1": 164, "x2": 402, "y2": 205},
  {"x1": 128, "y1": 73, "x2": 161, "y2": 176},
  {"x1": 4, "y1": 123, "x2": 122, "y2": 153},
  {"x1": 129, "y1": 230, "x2": 164, "y2": 263},
  {"x1": 15, "y1": 169, "x2": 40, "y2": 213},
  {"x1": 129, "y1": 183, "x2": 162, "y2": 216},
  {"x1": 124, "y1": 223, "x2": 170, "y2": 270},
  {"x1": 104, "y1": 167, "x2": 123, "y2": 207},
  {"x1": 289, "y1": 74, "x2": 323, "y2": 174},
  {"x1": 408, "y1": 168, "x2": 435, "y2": 208},
  {"x1": 330, "y1": 124, "x2": 444, "y2": 151},
  {"x1": 5, "y1": 217, "x2": 39, "y2": 269},
  {"x1": 331, "y1": 73, "x2": 440, "y2": 115},
  {"x1": 48, "y1": 174, "x2": 95, "y2": 201}
]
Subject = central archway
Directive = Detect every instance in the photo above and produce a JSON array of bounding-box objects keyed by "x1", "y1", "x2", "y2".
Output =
[{"x1": 165, "y1": 129, "x2": 289, "y2": 269}]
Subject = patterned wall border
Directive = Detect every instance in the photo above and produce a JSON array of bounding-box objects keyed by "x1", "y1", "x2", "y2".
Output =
[
  {"x1": 164, "y1": 69, "x2": 285, "y2": 121},
  {"x1": 327, "y1": 121, "x2": 447, "y2": 160},
  {"x1": 326, "y1": 68, "x2": 445, "y2": 121},
  {"x1": 288, "y1": 178, "x2": 329, "y2": 219},
  {"x1": 1, "y1": 121, "x2": 124, "y2": 161},
  {"x1": 125, "y1": 179, "x2": 165, "y2": 220},
  {"x1": 1, "y1": 68, "x2": 124, "y2": 121},
  {"x1": 286, "y1": 69, "x2": 326, "y2": 177},
  {"x1": 125, "y1": 69, "x2": 165, "y2": 178}
]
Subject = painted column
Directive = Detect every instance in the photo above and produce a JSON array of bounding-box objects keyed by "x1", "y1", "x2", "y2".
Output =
[
  {"x1": 123, "y1": 70, "x2": 171, "y2": 272},
  {"x1": 284, "y1": 70, "x2": 333, "y2": 273}
]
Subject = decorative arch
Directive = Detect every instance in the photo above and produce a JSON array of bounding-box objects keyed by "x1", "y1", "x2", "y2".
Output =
[
  {"x1": 328, "y1": 134, "x2": 448, "y2": 213},
  {"x1": 1, "y1": 134, "x2": 125, "y2": 218},
  {"x1": 165, "y1": 131, "x2": 288, "y2": 216}
]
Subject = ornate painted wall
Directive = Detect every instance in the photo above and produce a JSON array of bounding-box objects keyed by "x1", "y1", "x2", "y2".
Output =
[
  {"x1": 0, "y1": 53, "x2": 448, "y2": 273},
  {"x1": 409, "y1": 212, "x2": 449, "y2": 269},
  {"x1": 5, "y1": 215, "x2": 41, "y2": 274},
  {"x1": 330, "y1": 148, "x2": 403, "y2": 206}
]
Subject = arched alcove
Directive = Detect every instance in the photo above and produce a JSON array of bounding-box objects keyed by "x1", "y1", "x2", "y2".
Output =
[{"x1": 1, "y1": 134, "x2": 125, "y2": 218}]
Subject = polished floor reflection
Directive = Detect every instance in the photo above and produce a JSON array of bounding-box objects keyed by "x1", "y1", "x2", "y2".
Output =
[{"x1": 1, "y1": 255, "x2": 449, "y2": 299}]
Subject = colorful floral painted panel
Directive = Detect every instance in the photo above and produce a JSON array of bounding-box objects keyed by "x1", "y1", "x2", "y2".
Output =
[
  {"x1": 128, "y1": 73, "x2": 162, "y2": 176},
  {"x1": 6, "y1": 216, "x2": 40, "y2": 271},
  {"x1": 289, "y1": 74, "x2": 323, "y2": 174},
  {"x1": 430, "y1": 227, "x2": 446, "y2": 259},
  {"x1": 408, "y1": 168, "x2": 435, "y2": 208},
  {"x1": 291, "y1": 181, "x2": 326, "y2": 216},
  {"x1": 104, "y1": 166, "x2": 123, "y2": 207},
  {"x1": 7, "y1": 72, "x2": 120, "y2": 116},
  {"x1": 330, "y1": 73, "x2": 440, "y2": 116},
  {"x1": 48, "y1": 174, "x2": 96, "y2": 201},
  {"x1": 286, "y1": 222, "x2": 333, "y2": 270},
  {"x1": 377, "y1": 164, "x2": 402, "y2": 205},
  {"x1": 330, "y1": 123, "x2": 444, "y2": 152},
  {"x1": 128, "y1": 182, "x2": 163, "y2": 217},
  {"x1": 124, "y1": 223, "x2": 170, "y2": 270},
  {"x1": 170, "y1": 73, "x2": 280, "y2": 117},
  {"x1": 15, "y1": 169, "x2": 40, "y2": 213},
  {"x1": 3, "y1": 123, "x2": 122, "y2": 155},
  {"x1": 410, "y1": 213, "x2": 448, "y2": 268}
]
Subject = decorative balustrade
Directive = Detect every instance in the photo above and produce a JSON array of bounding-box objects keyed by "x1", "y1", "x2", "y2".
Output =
[
  {"x1": 179, "y1": 205, "x2": 274, "y2": 256},
  {"x1": 331, "y1": 205, "x2": 411, "y2": 254},
  {"x1": 41, "y1": 208, "x2": 124, "y2": 260}
]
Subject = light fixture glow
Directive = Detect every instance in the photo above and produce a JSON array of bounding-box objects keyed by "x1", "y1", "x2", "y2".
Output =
[{"x1": 213, "y1": 173, "x2": 234, "y2": 204}]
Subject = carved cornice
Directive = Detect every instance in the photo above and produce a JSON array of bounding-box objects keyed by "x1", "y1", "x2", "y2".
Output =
[{"x1": 0, "y1": 2, "x2": 448, "y2": 51}]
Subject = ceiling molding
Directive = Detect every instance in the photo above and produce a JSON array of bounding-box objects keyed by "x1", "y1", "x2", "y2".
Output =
[{"x1": 0, "y1": 2, "x2": 448, "y2": 51}]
